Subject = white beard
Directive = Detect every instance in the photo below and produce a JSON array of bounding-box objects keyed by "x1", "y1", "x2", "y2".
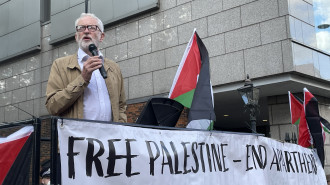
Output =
[
  {"x1": 79, "y1": 39, "x2": 93, "y2": 51},
  {"x1": 77, "y1": 34, "x2": 101, "y2": 52}
]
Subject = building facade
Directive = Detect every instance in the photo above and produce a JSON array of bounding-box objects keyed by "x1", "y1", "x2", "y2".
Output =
[{"x1": 0, "y1": 0, "x2": 329, "y2": 175}]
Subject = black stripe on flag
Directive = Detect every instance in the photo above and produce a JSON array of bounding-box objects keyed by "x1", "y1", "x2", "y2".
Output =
[
  {"x1": 320, "y1": 117, "x2": 330, "y2": 131},
  {"x1": 188, "y1": 32, "x2": 216, "y2": 122},
  {"x1": 305, "y1": 93, "x2": 324, "y2": 167}
]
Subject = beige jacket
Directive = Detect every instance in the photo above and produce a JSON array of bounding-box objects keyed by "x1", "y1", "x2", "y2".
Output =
[{"x1": 45, "y1": 54, "x2": 127, "y2": 123}]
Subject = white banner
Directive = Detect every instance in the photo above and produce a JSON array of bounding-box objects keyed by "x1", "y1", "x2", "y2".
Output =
[{"x1": 57, "y1": 119, "x2": 327, "y2": 185}]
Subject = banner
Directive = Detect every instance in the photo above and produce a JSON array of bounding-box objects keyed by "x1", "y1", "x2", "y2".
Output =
[{"x1": 57, "y1": 119, "x2": 327, "y2": 185}]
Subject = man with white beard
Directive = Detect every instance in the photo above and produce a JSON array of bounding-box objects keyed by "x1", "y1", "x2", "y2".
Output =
[{"x1": 46, "y1": 13, "x2": 127, "y2": 123}]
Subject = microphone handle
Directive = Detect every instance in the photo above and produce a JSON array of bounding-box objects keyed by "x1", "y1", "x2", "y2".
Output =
[
  {"x1": 99, "y1": 66, "x2": 107, "y2": 79},
  {"x1": 91, "y1": 49, "x2": 107, "y2": 79}
]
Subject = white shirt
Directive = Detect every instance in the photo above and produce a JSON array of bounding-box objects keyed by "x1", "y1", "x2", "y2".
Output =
[{"x1": 77, "y1": 48, "x2": 112, "y2": 121}]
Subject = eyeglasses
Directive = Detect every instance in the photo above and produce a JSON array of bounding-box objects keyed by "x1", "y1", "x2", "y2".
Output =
[{"x1": 76, "y1": 25, "x2": 100, "y2": 32}]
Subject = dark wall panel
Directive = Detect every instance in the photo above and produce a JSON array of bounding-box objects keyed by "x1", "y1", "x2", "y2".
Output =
[
  {"x1": 0, "y1": 0, "x2": 41, "y2": 63},
  {"x1": 49, "y1": 0, "x2": 159, "y2": 45}
]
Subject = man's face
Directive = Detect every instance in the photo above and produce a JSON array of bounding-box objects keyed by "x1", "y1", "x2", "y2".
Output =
[{"x1": 75, "y1": 16, "x2": 104, "y2": 53}]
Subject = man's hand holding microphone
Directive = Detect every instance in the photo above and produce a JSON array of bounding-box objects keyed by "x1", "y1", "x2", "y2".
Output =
[{"x1": 81, "y1": 44, "x2": 107, "y2": 82}]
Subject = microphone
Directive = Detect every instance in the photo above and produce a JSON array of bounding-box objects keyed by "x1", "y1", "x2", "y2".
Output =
[{"x1": 88, "y1": 44, "x2": 107, "y2": 79}]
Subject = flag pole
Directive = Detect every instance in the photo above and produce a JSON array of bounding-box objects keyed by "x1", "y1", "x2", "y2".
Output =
[
  {"x1": 50, "y1": 117, "x2": 59, "y2": 185},
  {"x1": 85, "y1": 0, "x2": 89, "y2": 13},
  {"x1": 32, "y1": 118, "x2": 41, "y2": 185}
]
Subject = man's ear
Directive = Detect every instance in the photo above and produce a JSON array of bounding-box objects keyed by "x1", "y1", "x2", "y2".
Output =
[
  {"x1": 75, "y1": 33, "x2": 78, "y2": 42},
  {"x1": 100, "y1": 32, "x2": 105, "y2": 42}
]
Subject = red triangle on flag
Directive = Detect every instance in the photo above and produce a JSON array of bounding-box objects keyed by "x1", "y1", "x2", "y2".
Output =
[
  {"x1": 298, "y1": 110, "x2": 311, "y2": 148},
  {"x1": 288, "y1": 92, "x2": 303, "y2": 125},
  {"x1": 168, "y1": 30, "x2": 201, "y2": 108},
  {"x1": 0, "y1": 136, "x2": 30, "y2": 185},
  {"x1": 0, "y1": 126, "x2": 33, "y2": 185}
]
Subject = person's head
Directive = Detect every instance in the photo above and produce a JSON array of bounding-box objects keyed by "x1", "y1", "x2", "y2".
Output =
[
  {"x1": 41, "y1": 170, "x2": 50, "y2": 185},
  {"x1": 40, "y1": 160, "x2": 51, "y2": 185},
  {"x1": 75, "y1": 13, "x2": 105, "y2": 55}
]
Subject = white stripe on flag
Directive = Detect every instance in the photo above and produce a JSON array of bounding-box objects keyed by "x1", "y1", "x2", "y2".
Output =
[
  {"x1": 168, "y1": 28, "x2": 196, "y2": 98},
  {"x1": 0, "y1": 126, "x2": 33, "y2": 144},
  {"x1": 186, "y1": 119, "x2": 211, "y2": 130}
]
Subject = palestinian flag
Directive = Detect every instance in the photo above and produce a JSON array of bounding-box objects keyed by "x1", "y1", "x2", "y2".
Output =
[
  {"x1": 168, "y1": 29, "x2": 216, "y2": 130},
  {"x1": 320, "y1": 117, "x2": 330, "y2": 134},
  {"x1": 0, "y1": 126, "x2": 34, "y2": 185},
  {"x1": 288, "y1": 91, "x2": 311, "y2": 147},
  {"x1": 304, "y1": 88, "x2": 324, "y2": 167},
  {"x1": 288, "y1": 89, "x2": 326, "y2": 167},
  {"x1": 288, "y1": 92, "x2": 303, "y2": 125}
]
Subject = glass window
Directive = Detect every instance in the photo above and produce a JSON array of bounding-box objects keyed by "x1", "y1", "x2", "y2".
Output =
[
  {"x1": 302, "y1": 22, "x2": 316, "y2": 47},
  {"x1": 289, "y1": 16, "x2": 296, "y2": 39},
  {"x1": 313, "y1": 50, "x2": 320, "y2": 77},
  {"x1": 289, "y1": 0, "x2": 309, "y2": 24},
  {"x1": 318, "y1": 53, "x2": 330, "y2": 80},
  {"x1": 294, "y1": 18, "x2": 303, "y2": 42},
  {"x1": 293, "y1": 43, "x2": 315, "y2": 76},
  {"x1": 313, "y1": 0, "x2": 330, "y2": 53}
]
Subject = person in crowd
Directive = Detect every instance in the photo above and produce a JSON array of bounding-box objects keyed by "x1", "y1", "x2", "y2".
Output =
[
  {"x1": 45, "y1": 13, "x2": 127, "y2": 123},
  {"x1": 40, "y1": 160, "x2": 50, "y2": 185}
]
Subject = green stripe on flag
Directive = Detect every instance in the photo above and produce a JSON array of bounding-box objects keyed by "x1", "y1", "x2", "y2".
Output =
[
  {"x1": 174, "y1": 89, "x2": 195, "y2": 108},
  {"x1": 294, "y1": 118, "x2": 300, "y2": 125},
  {"x1": 207, "y1": 121, "x2": 214, "y2": 130},
  {"x1": 323, "y1": 124, "x2": 330, "y2": 134}
]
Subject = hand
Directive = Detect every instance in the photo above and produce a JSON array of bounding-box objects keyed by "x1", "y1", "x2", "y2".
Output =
[{"x1": 81, "y1": 56, "x2": 102, "y2": 82}]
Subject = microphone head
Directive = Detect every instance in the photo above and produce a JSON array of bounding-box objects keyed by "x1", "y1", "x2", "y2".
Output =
[
  {"x1": 88, "y1": 44, "x2": 97, "y2": 52},
  {"x1": 88, "y1": 44, "x2": 98, "y2": 56}
]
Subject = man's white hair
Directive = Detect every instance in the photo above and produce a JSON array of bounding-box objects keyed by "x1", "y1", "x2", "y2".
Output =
[{"x1": 75, "y1": 13, "x2": 104, "y2": 33}]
